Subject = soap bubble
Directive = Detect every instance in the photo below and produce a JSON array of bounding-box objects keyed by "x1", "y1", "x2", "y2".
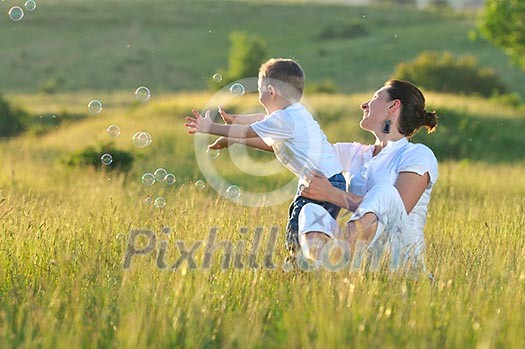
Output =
[
  {"x1": 106, "y1": 124, "x2": 120, "y2": 138},
  {"x1": 135, "y1": 86, "x2": 151, "y2": 102},
  {"x1": 132, "y1": 132, "x2": 152, "y2": 148},
  {"x1": 144, "y1": 196, "x2": 153, "y2": 205},
  {"x1": 230, "y1": 83, "x2": 245, "y2": 97},
  {"x1": 101, "y1": 153, "x2": 113, "y2": 166},
  {"x1": 226, "y1": 185, "x2": 241, "y2": 200},
  {"x1": 195, "y1": 180, "x2": 206, "y2": 190},
  {"x1": 165, "y1": 174, "x2": 176, "y2": 185},
  {"x1": 154, "y1": 197, "x2": 166, "y2": 208},
  {"x1": 212, "y1": 73, "x2": 222, "y2": 82},
  {"x1": 207, "y1": 148, "x2": 220, "y2": 160},
  {"x1": 8, "y1": 6, "x2": 24, "y2": 21},
  {"x1": 88, "y1": 100, "x2": 103, "y2": 114},
  {"x1": 24, "y1": 0, "x2": 36, "y2": 12},
  {"x1": 141, "y1": 173, "x2": 155, "y2": 186},
  {"x1": 154, "y1": 168, "x2": 168, "y2": 181}
]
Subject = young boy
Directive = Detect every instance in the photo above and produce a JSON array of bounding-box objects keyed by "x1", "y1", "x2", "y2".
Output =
[{"x1": 184, "y1": 58, "x2": 345, "y2": 257}]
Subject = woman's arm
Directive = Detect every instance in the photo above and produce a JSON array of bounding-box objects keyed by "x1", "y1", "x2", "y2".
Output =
[
  {"x1": 300, "y1": 172, "x2": 362, "y2": 211},
  {"x1": 395, "y1": 172, "x2": 430, "y2": 214}
]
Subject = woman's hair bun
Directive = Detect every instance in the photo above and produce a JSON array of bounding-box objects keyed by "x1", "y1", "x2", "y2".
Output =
[{"x1": 423, "y1": 110, "x2": 438, "y2": 134}]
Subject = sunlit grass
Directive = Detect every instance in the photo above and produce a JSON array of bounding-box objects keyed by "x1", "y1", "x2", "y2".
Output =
[{"x1": 1, "y1": 92, "x2": 524, "y2": 347}]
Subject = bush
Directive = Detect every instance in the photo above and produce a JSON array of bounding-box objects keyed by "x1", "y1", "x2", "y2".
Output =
[
  {"x1": 392, "y1": 51, "x2": 507, "y2": 97},
  {"x1": 489, "y1": 91, "x2": 523, "y2": 107},
  {"x1": 305, "y1": 79, "x2": 338, "y2": 94},
  {"x1": 210, "y1": 31, "x2": 268, "y2": 90},
  {"x1": 62, "y1": 143, "x2": 134, "y2": 172},
  {"x1": 29, "y1": 111, "x2": 86, "y2": 136},
  {"x1": 317, "y1": 21, "x2": 368, "y2": 40},
  {"x1": 0, "y1": 96, "x2": 29, "y2": 138},
  {"x1": 370, "y1": 0, "x2": 416, "y2": 5}
]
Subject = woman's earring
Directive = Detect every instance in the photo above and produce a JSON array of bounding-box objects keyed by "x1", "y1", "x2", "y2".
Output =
[{"x1": 382, "y1": 120, "x2": 391, "y2": 134}]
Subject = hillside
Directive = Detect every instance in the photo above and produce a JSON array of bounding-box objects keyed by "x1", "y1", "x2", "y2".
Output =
[{"x1": 1, "y1": 0, "x2": 524, "y2": 96}]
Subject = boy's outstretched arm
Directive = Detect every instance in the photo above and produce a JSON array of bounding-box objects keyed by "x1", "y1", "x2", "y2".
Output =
[
  {"x1": 219, "y1": 106, "x2": 266, "y2": 125},
  {"x1": 185, "y1": 109, "x2": 259, "y2": 139},
  {"x1": 209, "y1": 136, "x2": 274, "y2": 152}
]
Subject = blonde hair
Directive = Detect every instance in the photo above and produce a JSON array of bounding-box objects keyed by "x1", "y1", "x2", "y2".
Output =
[{"x1": 258, "y1": 58, "x2": 304, "y2": 102}]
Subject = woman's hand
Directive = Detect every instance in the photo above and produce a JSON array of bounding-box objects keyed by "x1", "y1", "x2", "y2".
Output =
[
  {"x1": 300, "y1": 171, "x2": 334, "y2": 202},
  {"x1": 301, "y1": 170, "x2": 362, "y2": 211}
]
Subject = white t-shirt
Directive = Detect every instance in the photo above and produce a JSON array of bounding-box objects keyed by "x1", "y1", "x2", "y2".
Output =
[
  {"x1": 332, "y1": 138, "x2": 438, "y2": 237},
  {"x1": 251, "y1": 102, "x2": 342, "y2": 179}
]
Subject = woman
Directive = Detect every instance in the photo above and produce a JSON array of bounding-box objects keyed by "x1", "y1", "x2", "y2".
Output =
[{"x1": 297, "y1": 79, "x2": 438, "y2": 271}]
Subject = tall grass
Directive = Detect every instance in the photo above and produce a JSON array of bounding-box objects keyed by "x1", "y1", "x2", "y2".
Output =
[{"x1": 1, "y1": 92, "x2": 524, "y2": 347}]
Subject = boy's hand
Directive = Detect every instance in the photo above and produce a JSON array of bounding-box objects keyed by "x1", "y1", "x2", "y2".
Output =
[
  {"x1": 185, "y1": 109, "x2": 212, "y2": 134},
  {"x1": 218, "y1": 106, "x2": 236, "y2": 124},
  {"x1": 208, "y1": 136, "x2": 231, "y2": 150}
]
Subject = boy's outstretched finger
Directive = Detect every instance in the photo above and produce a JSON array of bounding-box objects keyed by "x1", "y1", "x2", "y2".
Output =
[
  {"x1": 191, "y1": 109, "x2": 202, "y2": 119},
  {"x1": 218, "y1": 106, "x2": 232, "y2": 124}
]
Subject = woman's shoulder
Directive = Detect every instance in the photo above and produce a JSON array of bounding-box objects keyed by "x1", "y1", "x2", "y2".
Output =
[
  {"x1": 399, "y1": 142, "x2": 439, "y2": 184},
  {"x1": 404, "y1": 142, "x2": 437, "y2": 162}
]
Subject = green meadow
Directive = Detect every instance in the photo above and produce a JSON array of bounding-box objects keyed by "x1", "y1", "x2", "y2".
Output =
[
  {"x1": 1, "y1": 0, "x2": 525, "y2": 348},
  {"x1": 1, "y1": 0, "x2": 525, "y2": 95}
]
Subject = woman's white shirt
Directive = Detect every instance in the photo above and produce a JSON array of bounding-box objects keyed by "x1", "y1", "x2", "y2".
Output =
[{"x1": 332, "y1": 138, "x2": 438, "y2": 237}]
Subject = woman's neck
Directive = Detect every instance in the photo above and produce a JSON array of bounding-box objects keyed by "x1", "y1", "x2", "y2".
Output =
[{"x1": 373, "y1": 135, "x2": 406, "y2": 156}]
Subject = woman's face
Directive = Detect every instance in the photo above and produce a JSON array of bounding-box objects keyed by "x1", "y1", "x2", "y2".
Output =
[{"x1": 360, "y1": 86, "x2": 392, "y2": 133}]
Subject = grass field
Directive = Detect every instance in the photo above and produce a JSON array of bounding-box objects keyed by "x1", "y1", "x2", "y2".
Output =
[
  {"x1": 1, "y1": 0, "x2": 525, "y2": 96},
  {"x1": 1, "y1": 90, "x2": 525, "y2": 348}
]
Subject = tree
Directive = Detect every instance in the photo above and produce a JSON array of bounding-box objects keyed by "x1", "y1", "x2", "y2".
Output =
[
  {"x1": 392, "y1": 51, "x2": 507, "y2": 97},
  {"x1": 210, "y1": 31, "x2": 268, "y2": 90},
  {"x1": 0, "y1": 96, "x2": 28, "y2": 138},
  {"x1": 479, "y1": 0, "x2": 525, "y2": 70}
]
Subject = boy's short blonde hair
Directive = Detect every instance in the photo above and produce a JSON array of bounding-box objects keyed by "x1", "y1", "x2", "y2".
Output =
[{"x1": 258, "y1": 58, "x2": 304, "y2": 102}]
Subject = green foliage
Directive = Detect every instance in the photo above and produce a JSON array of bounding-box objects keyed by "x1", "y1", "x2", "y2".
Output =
[
  {"x1": 369, "y1": 0, "x2": 416, "y2": 5},
  {"x1": 37, "y1": 77, "x2": 67, "y2": 94},
  {"x1": 317, "y1": 20, "x2": 368, "y2": 40},
  {"x1": 29, "y1": 112, "x2": 86, "y2": 136},
  {"x1": 411, "y1": 107, "x2": 525, "y2": 163},
  {"x1": 1, "y1": 1, "x2": 525, "y2": 96},
  {"x1": 305, "y1": 79, "x2": 338, "y2": 94},
  {"x1": 0, "y1": 96, "x2": 29, "y2": 138},
  {"x1": 210, "y1": 31, "x2": 269, "y2": 90},
  {"x1": 489, "y1": 91, "x2": 523, "y2": 108},
  {"x1": 62, "y1": 143, "x2": 134, "y2": 172},
  {"x1": 427, "y1": 0, "x2": 451, "y2": 9},
  {"x1": 392, "y1": 51, "x2": 507, "y2": 97},
  {"x1": 480, "y1": 0, "x2": 525, "y2": 70}
]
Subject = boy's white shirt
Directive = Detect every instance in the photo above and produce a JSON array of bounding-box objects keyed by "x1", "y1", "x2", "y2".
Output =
[{"x1": 250, "y1": 102, "x2": 342, "y2": 179}]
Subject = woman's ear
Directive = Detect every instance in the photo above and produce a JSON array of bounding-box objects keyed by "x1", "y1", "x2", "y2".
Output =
[{"x1": 389, "y1": 99, "x2": 401, "y2": 111}]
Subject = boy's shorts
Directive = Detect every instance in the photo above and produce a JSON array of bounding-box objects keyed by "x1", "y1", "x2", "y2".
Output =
[{"x1": 285, "y1": 172, "x2": 346, "y2": 254}]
